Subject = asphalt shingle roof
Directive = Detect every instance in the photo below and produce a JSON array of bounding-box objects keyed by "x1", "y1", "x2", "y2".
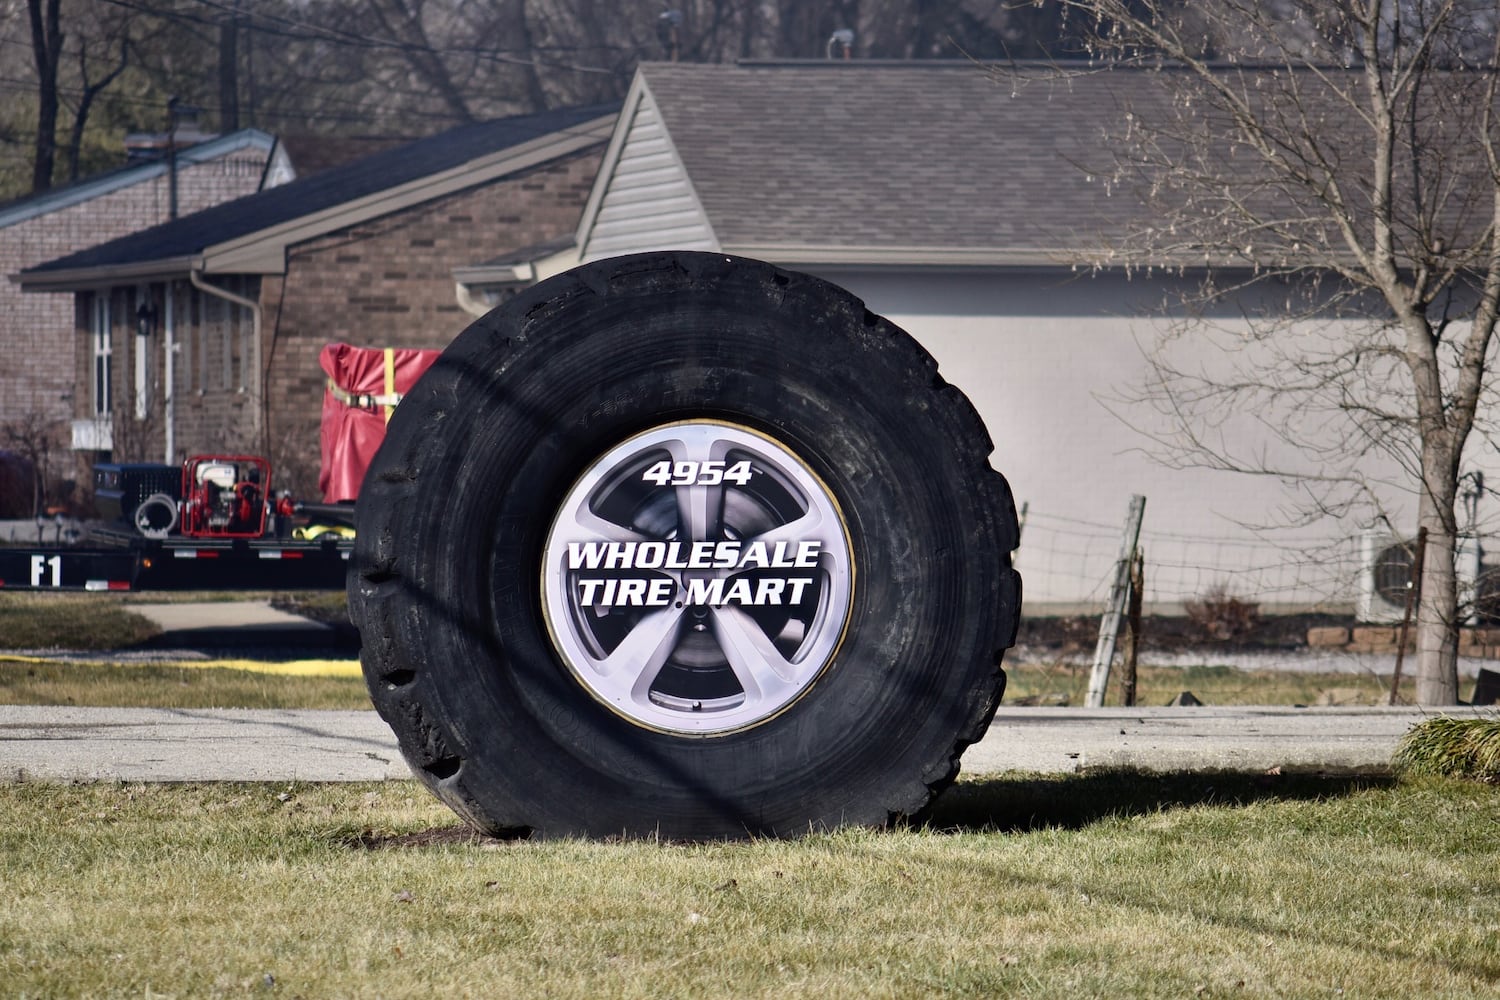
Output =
[
  {"x1": 639, "y1": 61, "x2": 1151, "y2": 254},
  {"x1": 25, "y1": 103, "x2": 617, "y2": 276},
  {"x1": 637, "y1": 60, "x2": 1491, "y2": 267},
  {"x1": 0, "y1": 129, "x2": 278, "y2": 231}
]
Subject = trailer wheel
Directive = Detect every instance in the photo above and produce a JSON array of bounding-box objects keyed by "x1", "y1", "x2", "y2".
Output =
[{"x1": 350, "y1": 251, "x2": 1020, "y2": 840}]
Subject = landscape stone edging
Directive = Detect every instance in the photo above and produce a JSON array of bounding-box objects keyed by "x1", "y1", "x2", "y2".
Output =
[{"x1": 1307, "y1": 625, "x2": 1500, "y2": 658}]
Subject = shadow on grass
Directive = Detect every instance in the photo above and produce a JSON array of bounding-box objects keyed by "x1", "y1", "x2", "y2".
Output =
[
  {"x1": 924, "y1": 769, "x2": 1396, "y2": 834},
  {"x1": 346, "y1": 770, "x2": 1397, "y2": 848},
  {"x1": 342, "y1": 825, "x2": 493, "y2": 850},
  {"x1": 123, "y1": 625, "x2": 361, "y2": 661}
]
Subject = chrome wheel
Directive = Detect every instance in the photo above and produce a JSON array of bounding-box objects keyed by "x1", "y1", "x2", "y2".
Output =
[{"x1": 542, "y1": 420, "x2": 854, "y2": 734}]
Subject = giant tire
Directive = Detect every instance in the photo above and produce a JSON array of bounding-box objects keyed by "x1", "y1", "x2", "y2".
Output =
[{"x1": 350, "y1": 251, "x2": 1021, "y2": 839}]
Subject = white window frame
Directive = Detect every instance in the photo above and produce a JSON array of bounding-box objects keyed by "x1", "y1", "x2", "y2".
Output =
[
  {"x1": 134, "y1": 287, "x2": 150, "y2": 421},
  {"x1": 91, "y1": 293, "x2": 112, "y2": 419}
]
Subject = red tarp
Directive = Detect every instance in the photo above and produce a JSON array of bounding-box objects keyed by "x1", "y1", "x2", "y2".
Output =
[{"x1": 318, "y1": 343, "x2": 440, "y2": 502}]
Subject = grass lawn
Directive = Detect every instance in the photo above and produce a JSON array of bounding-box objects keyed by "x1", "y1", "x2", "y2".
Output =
[
  {"x1": 3, "y1": 596, "x2": 1495, "y2": 995},
  {"x1": 1, "y1": 775, "x2": 1495, "y2": 997},
  {"x1": 0, "y1": 589, "x2": 1432, "y2": 710},
  {"x1": 0, "y1": 590, "x2": 354, "y2": 652},
  {"x1": 0, "y1": 592, "x2": 160, "y2": 650},
  {"x1": 0, "y1": 590, "x2": 369, "y2": 709}
]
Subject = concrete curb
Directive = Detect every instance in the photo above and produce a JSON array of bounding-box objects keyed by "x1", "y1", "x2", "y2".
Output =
[
  {"x1": 2, "y1": 704, "x2": 1493, "y2": 784},
  {"x1": 0, "y1": 707, "x2": 405, "y2": 782},
  {"x1": 963, "y1": 705, "x2": 1496, "y2": 776}
]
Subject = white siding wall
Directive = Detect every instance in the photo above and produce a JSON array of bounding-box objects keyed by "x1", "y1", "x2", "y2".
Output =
[
  {"x1": 581, "y1": 96, "x2": 716, "y2": 260},
  {"x1": 809, "y1": 267, "x2": 1495, "y2": 612}
]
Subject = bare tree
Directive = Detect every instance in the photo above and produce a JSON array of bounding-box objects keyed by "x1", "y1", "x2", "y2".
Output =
[
  {"x1": 1051, "y1": 0, "x2": 1500, "y2": 704},
  {"x1": 219, "y1": 0, "x2": 240, "y2": 130},
  {"x1": 0, "y1": 0, "x2": 1075, "y2": 201},
  {"x1": 1, "y1": 412, "x2": 64, "y2": 517},
  {"x1": 27, "y1": 0, "x2": 62, "y2": 192},
  {"x1": 64, "y1": 24, "x2": 130, "y2": 182},
  {"x1": 366, "y1": 0, "x2": 479, "y2": 124}
]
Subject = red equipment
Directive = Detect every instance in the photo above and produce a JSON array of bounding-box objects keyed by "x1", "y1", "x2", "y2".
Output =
[
  {"x1": 179, "y1": 455, "x2": 271, "y2": 538},
  {"x1": 319, "y1": 343, "x2": 441, "y2": 502}
]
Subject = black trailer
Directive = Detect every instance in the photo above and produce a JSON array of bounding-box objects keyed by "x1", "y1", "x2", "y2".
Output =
[
  {"x1": 0, "y1": 457, "x2": 352, "y2": 592},
  {"x1": 0, "y1": 530, "x2": 350, "y2": 592}
]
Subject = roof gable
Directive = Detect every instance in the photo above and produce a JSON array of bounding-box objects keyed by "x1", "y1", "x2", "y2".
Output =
[{"x1": 576, "y1": 75, "x2": 716, "y2": 261}]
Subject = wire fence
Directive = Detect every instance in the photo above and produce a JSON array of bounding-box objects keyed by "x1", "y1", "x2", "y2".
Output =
[{"x1": 1015, "y1": 508, "x2": 1369, "y2": 613}]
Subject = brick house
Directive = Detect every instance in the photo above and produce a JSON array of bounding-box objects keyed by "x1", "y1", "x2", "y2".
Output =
[
  {"x1": 18, "y1": 105, "x2": 615, "y2": 498},
  {"x1": 0, "y1": 129, "x2": 288, "y2": 466}
]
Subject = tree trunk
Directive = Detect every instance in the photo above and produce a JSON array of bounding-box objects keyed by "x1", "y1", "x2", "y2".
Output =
[
  {"x1": 219, "y1": 11, "x2": 240, "y2": 131},
  {"x1": 1414, "y1": 468, "x2": 1461, "y2": 705},
  {"x1": 28, "y1": 0, "x2": 62, "y2": 194},
  {"x1": 514, "y1": 0, "x2": 549, "y2": 112},
  {"x1": 67, "y1": 38, "x2": 130, "y2": 182}
]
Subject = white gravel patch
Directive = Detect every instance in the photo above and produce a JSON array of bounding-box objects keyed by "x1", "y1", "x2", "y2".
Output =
[{"x1": 1008, "y1": 643, "x2": 1489, "y2": 678}]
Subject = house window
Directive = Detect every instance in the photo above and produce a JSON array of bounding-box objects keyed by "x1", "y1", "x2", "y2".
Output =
[
  {"x1": 235, "y1": 275, "x2": 251, "y2": 393},
  {"x1": 91, "y1": 293, "x2": 112, "y2": 418},
  {"x1": 133, "y1": 286, "x2": 151, "y2": 421},
  {"x1": 185, "y1": 279, "x2": 258, "y2": 397}
]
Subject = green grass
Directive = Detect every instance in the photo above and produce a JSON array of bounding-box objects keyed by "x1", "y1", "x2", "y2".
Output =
[
  {"x1": 0, "y1": 775, "x2": 1495, "y2": 997},
  {"x1": 0, "y1": 590, "x2": 368, "y2": 709},
  {"x1": 0, "y1": 657, "x2": 1437, "y2": 711},
  {"x1": 0, "y1": 590, "x2": 353, "y2": 653},
  {"x1": 268, "y1": 589, "x2": 352, "y2": 625}
]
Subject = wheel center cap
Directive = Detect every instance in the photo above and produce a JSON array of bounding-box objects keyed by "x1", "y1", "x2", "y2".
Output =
[{"x1": 540, "y1": 420, "x2": 854, "y2": 736}]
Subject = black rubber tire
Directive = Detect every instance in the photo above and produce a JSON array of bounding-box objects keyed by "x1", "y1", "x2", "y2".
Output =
[{"x1": 350, "y1": 251, "x2": 1021, "y2": 840}]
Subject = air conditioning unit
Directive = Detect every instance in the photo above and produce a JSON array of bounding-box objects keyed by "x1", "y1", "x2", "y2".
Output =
[{"x1": 1357, "y1": 530, "x2": 1481, "y2": 623}]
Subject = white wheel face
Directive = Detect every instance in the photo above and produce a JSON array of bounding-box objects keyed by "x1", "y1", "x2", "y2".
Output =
[{"x1": 542, "y1": 421, "x2": 854, "y2": 735}]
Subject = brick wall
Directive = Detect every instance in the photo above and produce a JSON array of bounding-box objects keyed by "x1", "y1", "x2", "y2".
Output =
[
  {"x1": 255, "y1": 145, "x2": 603, "y2": 497},
  {"x1": 0, "y1": 147, "x2": 271, "y2": 463}
]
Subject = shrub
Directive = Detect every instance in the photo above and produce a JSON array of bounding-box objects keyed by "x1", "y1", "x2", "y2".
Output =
[
  {"x1": 1184, "y1": 583, "x2": 1261, "y2": 641},
  {"x1": 1394, "y1": 717, "x2": 1500, "y2": 781}
]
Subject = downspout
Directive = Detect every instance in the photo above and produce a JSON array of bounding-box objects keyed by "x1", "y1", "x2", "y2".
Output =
[
  {"x1": 189, "y1": 268, "x2": 264, "y2": 454},
  {"x1": 455, "y1": 281, "x2": 491, "y2": 319}
]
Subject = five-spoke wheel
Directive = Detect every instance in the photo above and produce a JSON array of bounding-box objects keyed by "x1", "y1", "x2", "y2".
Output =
[{"x1": 542, "y1": 421, "x2": 853, "y2": 734}]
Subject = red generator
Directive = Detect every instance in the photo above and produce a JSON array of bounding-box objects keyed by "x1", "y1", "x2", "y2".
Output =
[{"x1": 178, "y1": 455, "x2": 270, "y2": 538}]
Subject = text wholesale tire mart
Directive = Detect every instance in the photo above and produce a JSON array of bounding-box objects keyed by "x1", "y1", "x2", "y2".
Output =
[{"x1": 350, "y1": 252, "x2": 1021, "y2": 839}]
